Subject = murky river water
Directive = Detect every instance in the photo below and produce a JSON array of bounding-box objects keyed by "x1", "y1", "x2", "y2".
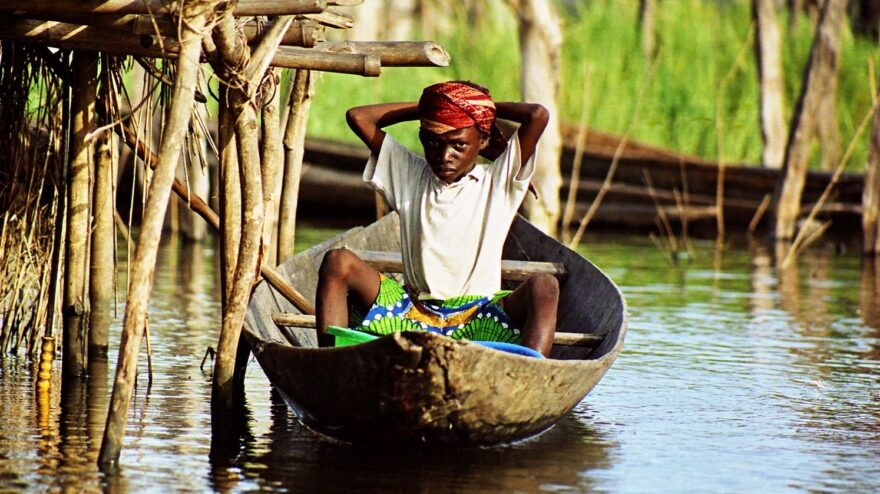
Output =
[{"x1": 1, "y1": 229, "x2": 878, "y2": 493}]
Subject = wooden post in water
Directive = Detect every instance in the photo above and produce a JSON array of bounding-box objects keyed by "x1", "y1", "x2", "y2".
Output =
[
  {"x1": 99, "y1": 3, "x2": 210, "y2": 465},
  {"x1": 213, "y1": 14, "x2": 246, "y2": 308},
  {"x1": 212, "y1": 14, "x2": 295, "y2": 418},
  {"x1": 218, "y1": 90, "x2": 242, "y2": 308},
  {"x1": 260, "y1": 68, "x2": 284, "y2": 267},
  {"x1": 88, "y1": 68, "x2": 116, "y2": 358},
  {"x1": 63, "y1": 50, "x2": 97, "y2": 380},
  {"x1": 772, "y1": 0, "x2": 846, "y2": 241},
  {"x1": 277, "y1": 69, "x2": 315, "y2": 261},
  {"x1": 864, "y1": 88, "x2": 880, "y2": 255}
]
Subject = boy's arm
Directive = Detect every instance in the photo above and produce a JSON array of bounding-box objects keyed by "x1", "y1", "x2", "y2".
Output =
[
  {"x1": 487, "y1": 102, "x2": 549, "y2": 166},
  {"x1": 346, "y1": 103, "x2": 420, "y2": 156}
]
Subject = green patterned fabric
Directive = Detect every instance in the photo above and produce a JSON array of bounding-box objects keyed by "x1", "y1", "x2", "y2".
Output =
[{"x1": 349, "y1": 275, "x2": 520, "y2": 343}]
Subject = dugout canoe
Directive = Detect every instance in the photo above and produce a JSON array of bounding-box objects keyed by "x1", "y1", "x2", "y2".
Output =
[
  {"x1": 296, "y1": 125, "x2": 863, "y2": 234},
  {"x1": 242, "y1": 212, "x2": 627, "y2": 446}
]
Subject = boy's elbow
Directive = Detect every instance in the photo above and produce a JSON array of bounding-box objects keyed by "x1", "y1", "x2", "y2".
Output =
[
  {"x1": 345, "y1": 108, "x2": 362, "y2": 132},
  {"x1": 531, "y1": 104, "x2": 550, "y2": 128}
]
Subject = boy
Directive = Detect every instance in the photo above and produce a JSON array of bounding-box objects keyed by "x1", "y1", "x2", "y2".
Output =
[{"x1": 315, "y1": 81, "x2": 558, "y2": 356}]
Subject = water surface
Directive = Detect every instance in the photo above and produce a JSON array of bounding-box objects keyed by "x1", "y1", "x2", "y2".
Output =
[{"x1": 1, "y1": 231, "x2": 878, "y2": 493}]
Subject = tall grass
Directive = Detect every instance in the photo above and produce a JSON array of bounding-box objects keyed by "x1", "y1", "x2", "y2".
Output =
[{"x1": 307, "y1": 0, "x2": 878, "y2": 169}]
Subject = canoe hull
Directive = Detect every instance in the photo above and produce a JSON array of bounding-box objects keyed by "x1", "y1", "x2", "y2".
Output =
[
  {"x1": 244, "y1": 213, "x2": 627, "y2": 446},
  {"x1": 250, "y1": 330, "x2": 617, "y2": 445}
]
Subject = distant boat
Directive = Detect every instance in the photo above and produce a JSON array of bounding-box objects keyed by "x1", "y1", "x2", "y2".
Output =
[
  {"x1": 296, "y1": 124, "x2": 863, "y2": 234},
  {"x1": 242, "y1": 212, "x2": 627, "y2": 446}
]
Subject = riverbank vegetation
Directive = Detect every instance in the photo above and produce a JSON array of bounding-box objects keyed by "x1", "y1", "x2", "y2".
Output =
[{"x1": 307, "y1": 0, "x2": 878, "y2": 169}]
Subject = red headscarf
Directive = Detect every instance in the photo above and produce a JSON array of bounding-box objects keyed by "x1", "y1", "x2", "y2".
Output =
[{"x1": 418, "y1": 81, "x2": 497, "y2": 136}]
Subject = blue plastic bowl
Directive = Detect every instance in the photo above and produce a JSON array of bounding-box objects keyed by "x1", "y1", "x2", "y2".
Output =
[
  {"x1": 328, "y1": 326, "x2": 544, "y2": 358},
  {"x1": 474, "y1": 341, "x2": 545, "y2": 359}
]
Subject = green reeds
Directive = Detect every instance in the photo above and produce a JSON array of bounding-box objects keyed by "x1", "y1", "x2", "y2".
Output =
[{"x1": 306, "y1": 0, "x2": 876, "y2": 168}]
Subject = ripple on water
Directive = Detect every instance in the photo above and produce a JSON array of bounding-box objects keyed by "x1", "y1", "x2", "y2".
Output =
[{"x1": 1, "y1": 236, "x2": 879, "y2": 493}]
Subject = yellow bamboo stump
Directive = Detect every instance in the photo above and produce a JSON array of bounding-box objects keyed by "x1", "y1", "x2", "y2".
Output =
[{"x1": 36, "y1": 336, "x2": 55, "y2": 390}]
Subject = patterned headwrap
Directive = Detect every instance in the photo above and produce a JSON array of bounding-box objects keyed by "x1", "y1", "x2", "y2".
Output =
[{"x1": 418, "y1": 81, "x2": 497, "y2": 136}]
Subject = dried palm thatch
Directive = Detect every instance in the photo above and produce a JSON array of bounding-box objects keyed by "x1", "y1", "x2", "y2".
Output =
[{"x1": 0, "y1": 40, "x2": 64, "y2": 357}]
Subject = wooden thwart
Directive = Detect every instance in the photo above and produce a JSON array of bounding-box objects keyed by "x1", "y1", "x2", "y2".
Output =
[
  {"x1": 272, "y1": 313, "x2": 602, "y2": 348},
  {"x1": 352, "y1": 250, "x2": 567, "y2": 281}
]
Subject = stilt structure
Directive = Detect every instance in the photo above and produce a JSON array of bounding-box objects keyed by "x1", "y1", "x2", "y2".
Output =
[{"x1": 0, "y1": 0, "x2": 451, "y2": 466}]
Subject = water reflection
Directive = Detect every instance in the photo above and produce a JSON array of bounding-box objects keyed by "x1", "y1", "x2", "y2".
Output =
[
  {"x1": 1, "y1": 234, "x2": 880, "y2": 493},
  {"x1": 212, "y1": 389, "x2": 616, "y2": 494},
  {"x1": 749, "y1": 242, "x2": 774, "y2": 315},
  {"x1": 765, "y1": 245, "x2": 880, "y2": 494}
]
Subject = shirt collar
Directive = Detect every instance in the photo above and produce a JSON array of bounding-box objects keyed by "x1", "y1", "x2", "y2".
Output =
[{"x1": 433, "y1": 164, "x2": 485, "y2": 188}]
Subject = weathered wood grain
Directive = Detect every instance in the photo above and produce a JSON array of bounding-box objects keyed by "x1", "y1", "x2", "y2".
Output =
[{"x1": 350, "y1": 250, "x2": 566, "y2": 281}]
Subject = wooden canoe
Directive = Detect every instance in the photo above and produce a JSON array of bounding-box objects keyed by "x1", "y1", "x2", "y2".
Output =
[
  {"x1": 296, "y1": 126, "x2": 863, "y2": 233},
  {"x1": 242, "y1": 212, "x2": 627, "y2": 446}
]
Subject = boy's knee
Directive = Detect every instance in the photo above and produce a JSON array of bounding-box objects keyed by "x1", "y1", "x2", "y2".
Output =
[
  {"x1": 319, "y1": 248, "x2": 359, "y2": 280},
  {"x1": 529, "y1": 273, "x2": 559, "y2": 300}
]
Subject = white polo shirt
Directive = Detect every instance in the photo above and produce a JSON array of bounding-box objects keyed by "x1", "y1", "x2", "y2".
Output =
[{"x1": 363, "y1": 133, "x2": 536, "y2": 300}]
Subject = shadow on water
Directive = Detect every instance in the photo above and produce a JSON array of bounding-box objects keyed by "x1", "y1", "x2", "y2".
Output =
[{"x1": 209, "y1": 388, "x2": 617, "y2": 493}]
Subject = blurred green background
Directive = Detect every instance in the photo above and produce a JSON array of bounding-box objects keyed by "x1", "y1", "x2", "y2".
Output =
[{"x1": 304, "y1": 0, "x2": 878, "y2": 169}]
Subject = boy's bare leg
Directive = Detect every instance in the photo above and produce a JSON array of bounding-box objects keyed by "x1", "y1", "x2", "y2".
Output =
[
  {"x1": 501, "y1": 273, "x2": 559, "y2": 356},
  {"x1": 315, "y1": 248, "x2": 382, "y2": 347}
]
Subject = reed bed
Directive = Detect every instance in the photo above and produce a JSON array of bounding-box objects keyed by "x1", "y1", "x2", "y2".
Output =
[{"x1": 308, "y1": 0, "x2": 877, "y2": 169}]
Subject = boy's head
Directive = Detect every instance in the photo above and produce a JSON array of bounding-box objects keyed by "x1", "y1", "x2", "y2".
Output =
[
  {"x1": 418, "y1": 81, "x2": 496, "y2": 137},
  {"x1": 417, "y1": 81, "x2": 499, "y2": 184}
]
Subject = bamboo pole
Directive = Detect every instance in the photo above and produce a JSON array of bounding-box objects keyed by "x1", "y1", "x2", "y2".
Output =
[
  {"x1": 88, "y1": 93, "x2": 115, "y2": 358},
  {"x1": 313, "y1": 40, "x2": 450, "y2": 66},
  {"x1": 0, "y1": 19, "x2": 185, "y2": 59},
  {"x1": 63, "y1": 50, "x2": 98, "y2": 380},
  {"x1": 0, "y1": 19, "x2": 391, "y2": 75},
  {"x1": 277, "y1": 69, "x2": 315, "y2": 262},
  {"x1": 131, "y1": 17, "x2": 322, "y2": 48},
  {"x1": 99, "y1": 5, "x2": 209, "y2": 466},
  {"x1": 0, "y1": 18, "x2": 398, "y2": 77},
  {"x1": 212, "y1": 14, "x2": 246, "y2": 309},
  {"x1": 260, "y1": 69, "x2": 284, "y2": 267},
  {"x1": 0, "y1": 0, "x2": 327, "y2": 16},
  {"x1": 44, "y1": 74, "x2": 72, "y2": 344},
  {"x1": 273, "y1": 47, "x2": 381, "y2": 75},
  {"x1": 213, "y1": 14, "x2": 294, "y2": 416},
  {"x1": 218, "y1": 93, "x2": 242, "y2": 309}
]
